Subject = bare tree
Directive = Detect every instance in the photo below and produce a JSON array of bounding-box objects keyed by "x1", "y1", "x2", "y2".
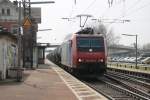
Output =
[
  {"x1": 143, "y1": 43, "x2": 150, "y2": 50},
  {"x1": 92, "y1": 23, "x2": 120, "y2": 46},
  {"x1": 106, "y1": 28, "x2": 120, "y2": 46}
]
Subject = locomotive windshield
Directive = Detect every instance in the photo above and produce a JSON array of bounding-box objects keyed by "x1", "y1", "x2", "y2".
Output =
[
  {"x1": 91, "y1": 38, "x2": 104, "y2": 47},
  {"x1": 77, "y1": 38, "x2": 90, "y2": 47},
  {"x1": 77, "y1": 37, "x2": 104, "y2": 52}
]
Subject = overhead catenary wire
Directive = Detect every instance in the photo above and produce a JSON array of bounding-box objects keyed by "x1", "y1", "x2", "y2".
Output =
[
  {"x1": 102, "y1": 0, "x2": 142, "y2": 19},
  {"x1": 68, "y1": 0, "x2": 97, "y2": 19},
  {"x1": 109, "y1": 0, "x2": 150, "y2": 23},
  {"x1": 74, "y1": 0, "x2": 76, "y2": 5},
  {"x1": 70, "y1": 0, "x2": 126, "y2": 23},
  {"x1": 81, "y1": 0, "x2": 97, "y2": 14},
  {"x1": 69, "y1": 1, "x2": 75, "y2": 18},
  {"x1": 108, "y1": 0, "x2": 113, "y2": 7},
  {"x1": 101, "y1": 0, "x2": 150, "y2": 25},
  {"x1": 125, "y1": 0, "x2": 142, "y2": 12},
  {"x1": 122, "y1": 1, "x2": 150, "y2": 18},
  {"x1": 67, "y1": 0, "x2": 150, "y2": 28},
  {"x1": 100, "y1": 0, "x2": 126, "y2": 20},
  {"x1": 67, "y1": 0, "x2": 97, "y2": 28}
]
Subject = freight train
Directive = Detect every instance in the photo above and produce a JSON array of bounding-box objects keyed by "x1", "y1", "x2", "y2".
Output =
[{"x1": 47, "y1": 28, "x2": 107, "y2": 77}]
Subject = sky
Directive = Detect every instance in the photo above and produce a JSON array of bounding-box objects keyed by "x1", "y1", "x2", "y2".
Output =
[{"x1": 11, "y1": 0, "x2": 150, "y2": 47}]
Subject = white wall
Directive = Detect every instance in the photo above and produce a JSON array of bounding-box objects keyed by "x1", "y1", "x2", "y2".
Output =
[
  {"x1": 0, "y1": 39, "x2": 6, "y2": 79},
  {"x1": 0, "y1": 40, "x2": 3, "y2": 79},
  {"x1": 0, "y1": 36, "x2": 17, "y2": 80}
]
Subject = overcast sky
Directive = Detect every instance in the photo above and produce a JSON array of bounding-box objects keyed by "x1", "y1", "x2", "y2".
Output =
[{"x1": 11, "y1": 0, "x2": 150, "y2": 47}]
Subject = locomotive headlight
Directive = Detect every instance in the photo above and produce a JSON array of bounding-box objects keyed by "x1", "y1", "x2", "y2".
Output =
[
  {"x1": 100, "y1": 59, "x2": 104, "y2": 62},
  {"x1": 98, "y1": 59, "x2": 104, "y2": 62},
  {"x1": 78, "y1": 58, "x2": 82, "y2": 62}
]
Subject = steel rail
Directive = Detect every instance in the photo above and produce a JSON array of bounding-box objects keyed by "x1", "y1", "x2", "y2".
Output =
[
  {"x1": 83, "y1": 81, "x2": 115, "y2": 100},
  {"x1": 107, "y1": 71, "x2": 150, "y2": 89},
  {"x1": 107, "y1": 69, "x2": 150, "y2": 83},
  {"x1": 107, "y1": 68, "x2": 150, "y2": 82},
  {"x1": 105, "y1": 74, "x2": 150, "y2": 99},
  {"x1": 83, "y1": 78, "x2": 149, "y2": 100},
  {"x1": 103, "y1": 80, "x2": 149, "y2": 100}
]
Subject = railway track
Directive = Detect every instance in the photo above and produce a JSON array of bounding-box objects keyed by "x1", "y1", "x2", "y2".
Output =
[
  {"x1": 83, "y1": 77, "x2": 149, "y2": 100},
  {"x1": 105, "y1": 74, "x2": 150, "y2": 99},
  {"x1": 107, "y1": 68, "x2": 150, "y2": 81},
  {"x1": 106, "y1": 71, "x2": 150, "y2": 92},
  {"x1": 107, "y1": 69, "x2": 150, "y2": 83}
]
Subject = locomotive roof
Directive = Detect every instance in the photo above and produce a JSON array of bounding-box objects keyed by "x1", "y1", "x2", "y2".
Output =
[
  {"x1": 63, "y1": 27, "x2": 104, "y2": 42},
  {"x1": 76, "y1": 27, "x2": 94, "y2": 34},
  {"x1": 75, "y1": 33, "x2": 104, "y2": 37}
]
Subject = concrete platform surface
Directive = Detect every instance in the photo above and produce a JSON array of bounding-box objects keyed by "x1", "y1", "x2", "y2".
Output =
[{"x1": 0, "y1": 60, "x2": 107, "y2": 100}]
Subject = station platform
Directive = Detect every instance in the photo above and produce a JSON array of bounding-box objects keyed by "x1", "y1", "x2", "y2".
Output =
[
  {"x1": 0, "y1": 60, "x2": 107, "y2": 100},
  {"x1": 108, "y1": 62, "x2": 150, "y2": 75}
]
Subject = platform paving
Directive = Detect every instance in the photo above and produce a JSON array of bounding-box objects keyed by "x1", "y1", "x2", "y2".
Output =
[
  {"x1": 0, "y1": 60, "x2": 107, "y2": 100},
  {"x1": 0, "y1": 64, "x2": 77, "y2": 100}
]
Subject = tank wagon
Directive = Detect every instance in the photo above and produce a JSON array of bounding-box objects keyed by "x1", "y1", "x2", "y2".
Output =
[{"x1": 47, "y1": 28, "x2": 107, "y2": 76}]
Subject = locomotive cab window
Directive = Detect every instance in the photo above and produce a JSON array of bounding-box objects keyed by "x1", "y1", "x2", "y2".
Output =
[
  {"x1": 77, "y1": 37, "x2": 105, "y2": 52},
  {"x1": 77, "y1": 38, "x2": 90, "y2": 47},
  {"x1": 90, "y1": 38, "x2": 104, "y2": 47}
]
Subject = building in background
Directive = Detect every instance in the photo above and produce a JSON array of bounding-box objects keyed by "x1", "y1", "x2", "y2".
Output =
[
  {"x1": 0, "y1": 0, "x2": 20, "y2": 34},
  {"x1": 22, "y1": 7, "x2": 41, "y2": 68},
  {"x1": 0, "y1": 0, "x2": 41, "y2": 79},
  {"x1": 0, "y1": 30, "x2": 17, "y2": 80},
  {"x1": 0, "y1": 0, "x2": 18, "y2": 80}
]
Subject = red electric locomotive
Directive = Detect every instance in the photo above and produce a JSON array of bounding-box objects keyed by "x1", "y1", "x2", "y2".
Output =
[{"x1": 60, "y1": 28, "x2": 107, "y2": 76}]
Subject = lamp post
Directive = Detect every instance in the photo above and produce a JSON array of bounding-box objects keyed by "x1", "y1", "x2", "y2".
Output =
[{"x1": 122, "y1": 34, "x2": 138, "y2": 68}]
